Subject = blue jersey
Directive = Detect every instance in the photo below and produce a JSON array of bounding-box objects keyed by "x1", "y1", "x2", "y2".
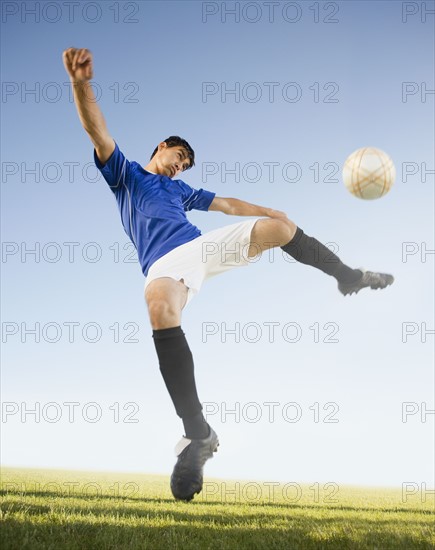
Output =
[{"x1": 94, "y1": 142, "x2": 216, "y2": 276}]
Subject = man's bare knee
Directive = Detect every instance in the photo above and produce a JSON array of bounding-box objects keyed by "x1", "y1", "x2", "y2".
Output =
[
  {"x1": 273, "y1": 218, "x2": 297, "y2": 242},
  {"x1": 282, "y1": 218, "x2": 297, "y2": 239},
  {"x1": 147, "y1": 299, "x2": 181, "y2": 330},
  {"x1": 248, "y1": 218, "x2": 297, "y2": 256}
]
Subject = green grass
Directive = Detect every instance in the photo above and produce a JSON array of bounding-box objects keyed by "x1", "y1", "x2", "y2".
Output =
[{"x1": 1, "y1": 467, "x2": 434, "y2": 549}]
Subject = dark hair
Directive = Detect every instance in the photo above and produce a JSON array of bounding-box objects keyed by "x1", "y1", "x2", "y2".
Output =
[{"x1": 150, "y1": 136, "x2": 195, "y2": 170}]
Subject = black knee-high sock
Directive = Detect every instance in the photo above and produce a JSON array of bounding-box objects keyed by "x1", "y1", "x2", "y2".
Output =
[
  {"x1": 281, "y1": 227, "x2": 362, "y2": 283},
  {"x1": 152, "y1": 326, "x2": 209, "y2": 439}
]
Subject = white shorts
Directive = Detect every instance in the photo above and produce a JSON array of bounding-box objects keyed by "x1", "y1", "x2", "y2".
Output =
[{"x1": 144, "y1": 218, "x2": 260, "y2": 307}]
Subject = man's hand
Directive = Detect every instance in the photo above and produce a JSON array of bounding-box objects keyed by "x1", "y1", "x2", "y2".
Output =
[
  {"x1": 267, "y1": 208, "x2": 288, "y2": 220},
  {"x1": 63, "y1": 47, "x2": 93, "y2": 82}
]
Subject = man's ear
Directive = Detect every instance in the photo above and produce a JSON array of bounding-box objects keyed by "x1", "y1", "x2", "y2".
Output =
[{"x1": 157, "y1": 142, "x2": 167, "y2": 153}]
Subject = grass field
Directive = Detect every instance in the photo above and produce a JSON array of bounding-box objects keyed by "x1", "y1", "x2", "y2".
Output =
[{"x1": 1, "y1": 467, "x2": 434, "y2": 549}]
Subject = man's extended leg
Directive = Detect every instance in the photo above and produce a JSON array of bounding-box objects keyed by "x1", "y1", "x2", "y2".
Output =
[
  {"x1": 145, "y1": 277, "x2": 219, "y2": 501},
  {"x1": 145, "y1": 277, "x2": 209, "y2": 439},
  {"x1": 248, "y1": 218, "x2": 394, "y2": 294}
]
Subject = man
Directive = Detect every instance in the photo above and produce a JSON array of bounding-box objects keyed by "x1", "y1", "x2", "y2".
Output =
[{"x1": 63, "y1": 47, "x2": 394, "y2": 502}]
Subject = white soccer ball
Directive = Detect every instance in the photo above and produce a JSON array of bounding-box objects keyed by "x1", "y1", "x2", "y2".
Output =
[{"x1": 342, "y1": 147, "x2": 396, "y2": 200}]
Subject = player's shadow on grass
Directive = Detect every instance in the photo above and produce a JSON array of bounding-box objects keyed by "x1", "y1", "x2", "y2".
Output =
[
  {"x1": 2, "y1": 516, "x2": 433, "y2": 550},
  {"x1": 2, "y1": 492, "x2": 433, "y2": 523}
]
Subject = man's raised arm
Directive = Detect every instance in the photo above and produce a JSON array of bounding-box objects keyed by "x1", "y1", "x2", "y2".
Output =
[
  {"x1": 209, "y1": 196, "x2": 288, "y2": 220},
  {"x1": 62, "y1": 47, "x2": 114, "y2": 164}
]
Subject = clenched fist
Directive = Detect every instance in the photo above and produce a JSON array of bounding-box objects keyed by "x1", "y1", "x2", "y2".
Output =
[{"x1": 63, "y1": 48, "x2": 93, "y2": 82}]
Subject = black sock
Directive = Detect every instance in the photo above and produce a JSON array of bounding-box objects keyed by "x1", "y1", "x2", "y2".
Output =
[
  {"x1": 281, "y1": 227, "x2": 362, "y2": 283},
  {"x1": 182, "y1": 411, "x2": 210, "y2": 440},
  {"x1": 152, "y1": 326, "x2": 210, "y2": 439}
]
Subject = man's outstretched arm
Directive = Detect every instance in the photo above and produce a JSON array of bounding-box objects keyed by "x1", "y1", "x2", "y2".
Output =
[
  {"x1": 63, "y1": 47, "x2": 114, "y2": 164},
  {"x1": 209, "y1": 196, "x2": 288, "y2": 220}
]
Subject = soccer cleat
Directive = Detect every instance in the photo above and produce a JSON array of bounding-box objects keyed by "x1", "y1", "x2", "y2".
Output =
[
  {"x1": 170, "y1": 426, "x2": 219, "y2": 502},
  {"x1": 338, "y1": 268, "x2": 394, "y2": 296}
]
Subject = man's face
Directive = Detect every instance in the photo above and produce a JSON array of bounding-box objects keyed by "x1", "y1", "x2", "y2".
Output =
[{"x1": 155, "y1": 143, "x2": 191, "y2": 179}]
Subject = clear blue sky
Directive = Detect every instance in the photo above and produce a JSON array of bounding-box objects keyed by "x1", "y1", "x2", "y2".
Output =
[{"x1": 1, "y1": 0, "x2": 434, "y2": 488}]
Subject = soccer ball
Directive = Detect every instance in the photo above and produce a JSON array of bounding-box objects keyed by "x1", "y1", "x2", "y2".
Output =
[{"x1": 342, "y1": 147, "x2": 396, "y2": 200}]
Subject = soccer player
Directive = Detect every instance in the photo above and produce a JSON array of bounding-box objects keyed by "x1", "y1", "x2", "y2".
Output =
[{"x1": 63, "y1": 48, "x2": 394, "y2": 502}]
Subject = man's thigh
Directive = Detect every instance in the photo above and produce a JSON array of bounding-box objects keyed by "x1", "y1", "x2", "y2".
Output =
[{"x1": 145, "y1": 277, "x2": 189, "y2": 326}]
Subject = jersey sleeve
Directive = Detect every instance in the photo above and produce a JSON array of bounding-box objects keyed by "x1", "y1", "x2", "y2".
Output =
[
  {"x1": 178, "y1": 180, "x2": 216, "y2": 212},
  {"x1": 93, "y1": 141, "x2": 133, "y2": 196}
]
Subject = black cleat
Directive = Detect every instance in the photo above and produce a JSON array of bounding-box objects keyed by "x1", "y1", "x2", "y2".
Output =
[
  {"x1": 338, "y1": 268, "x2": 394, "y2": 296},
  {"x1": 170, "y1": 426, "x2": 219, "y2": 502}
]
